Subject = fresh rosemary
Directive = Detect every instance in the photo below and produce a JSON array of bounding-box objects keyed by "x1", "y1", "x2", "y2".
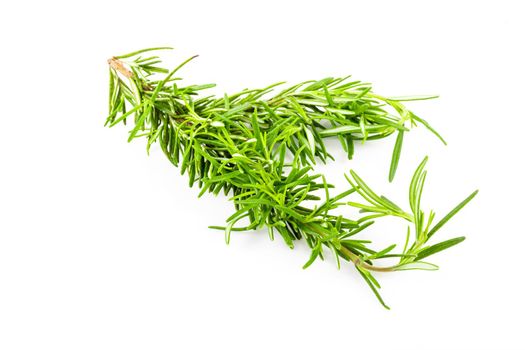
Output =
[{"x1": 106, "y1": 47, "x2": 477, "y2": 308}]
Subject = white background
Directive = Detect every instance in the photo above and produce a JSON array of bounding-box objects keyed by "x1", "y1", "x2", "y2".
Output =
[{"x1": 1, "y1": 1, "x2": 524, "y2": 349}]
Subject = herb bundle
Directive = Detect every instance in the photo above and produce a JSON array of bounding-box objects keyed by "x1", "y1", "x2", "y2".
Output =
[{"x1": 106, "y1": 47, "x2": 477, "y2": 308}]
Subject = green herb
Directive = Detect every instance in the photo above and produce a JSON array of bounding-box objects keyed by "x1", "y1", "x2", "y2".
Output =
[{"x1": 106, "y1": 48, "x2": 477, "y2": 308}]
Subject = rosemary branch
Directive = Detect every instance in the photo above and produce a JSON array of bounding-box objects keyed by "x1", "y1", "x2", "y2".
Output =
[{"x1": 105, "y1": 48, "x2": 477, "y2": 308}]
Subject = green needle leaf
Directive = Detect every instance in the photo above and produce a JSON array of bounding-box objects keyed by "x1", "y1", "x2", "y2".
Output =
[
  {"x1": 410, "y1": 112, "x2": 447, "y2": 145},
  {"x1": 115, "y1": 47, "x2": 173, "y2": 59},
  {"x1": 389, "y1": 130, "x2": 404, "y2": 182},
  {"x1": 303, "y1": 242, "x2": 322, "y2": 269},
  {"x1": 394, "y1": 261, "x2": 439, "y2": 271},
  {"x1": 427, "y1": 190, "x2": 479, "y2": 238},
  {"x1": 415, "y1": 236, "x2": 466, "y2": 260},
  {"x1": 356, "y1": 266, "x2": 390, "y2": 310}
]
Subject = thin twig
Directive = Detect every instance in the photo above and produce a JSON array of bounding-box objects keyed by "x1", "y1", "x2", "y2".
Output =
[{"x1": 107, "y1": 57, "x2": 133, "y2": 78}]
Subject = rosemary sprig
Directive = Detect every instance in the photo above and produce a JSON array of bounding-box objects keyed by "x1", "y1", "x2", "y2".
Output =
[{"x1": 106, "y1": 48, "x2": 477, "y2": 308}]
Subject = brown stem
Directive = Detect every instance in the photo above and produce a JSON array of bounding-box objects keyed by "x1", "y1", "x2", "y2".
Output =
[
  {"x1": 107, "y1": 57, "x2": 133, "y2": 78},
  {"x1": 339, "y1": 246, "x2": 394, "y2": 272},
  {"x1": 303, "y1": 223, "x2": 395, "y2": 272}
]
